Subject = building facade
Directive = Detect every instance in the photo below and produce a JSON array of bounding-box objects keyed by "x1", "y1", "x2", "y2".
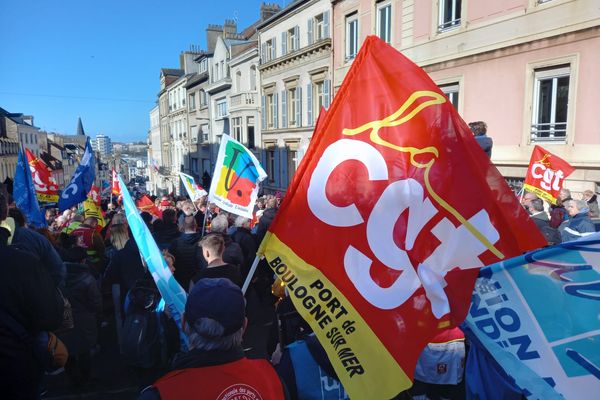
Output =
[
  {"x1": 93, "y1": 134, "x2": 113, "y2": 158},
  {"x1": 258, "y1": 0, "x2": 332, "y2": 192},
  {"x1": 331, "y1": 0, "x2": 600, "y2": 195}
]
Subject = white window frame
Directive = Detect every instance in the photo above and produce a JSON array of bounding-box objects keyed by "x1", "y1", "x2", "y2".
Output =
[
  {"x1": 377, "y1": 1, "x2": 392, "y2": 44},
  {"x1": 314, "y1": 13, "x2": 325, "y2": 41},
  {"x1": 265, "y1": 39, "x2": 275, "y2": 62},
  {"x1": 438, "y1": 0, "x2": 461, "y2": 32},
  {"x1": 288, "y1": 27, "x2": 297, "y2": 52},
  {"x1": 531, "y1": 65, "x2": 570, "y2": 143},
  {"x1": 345, "y1": 13, "x2": 359, "y2": 60},
  {"x1": 216, "y1": 98, "x2": 228, "y2": 119},
  {"x1": 288, "y1": 88, "x2": 298, "y2": 127},
  {"x1": 439, "y1": 83, "x2": 460, "y2": 110},
  {"x1": 189, "y1": 93, "x2": 196, "y2": 111},
  {"x1": 266, "y1": 93, "x2": 275, "y2": 129},
  {"x1": 314, "y1": 81, "x2": 325, "y2": 112},
  {"x1": 232, "y1": 117, "x2": 243, "y2": 142}
]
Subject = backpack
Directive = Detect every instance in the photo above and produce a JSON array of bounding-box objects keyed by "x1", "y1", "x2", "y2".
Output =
[{"x1": 120, "y1": 280, "x2": 167, "y2": 369}]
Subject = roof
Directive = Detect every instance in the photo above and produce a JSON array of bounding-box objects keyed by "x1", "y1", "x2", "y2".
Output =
[
  {"x1": 76, "y1": 117, "x2": 85, "y2": 136},
  {"x1": 160, "y1": 68, "x2": 184, "y2": 77}
]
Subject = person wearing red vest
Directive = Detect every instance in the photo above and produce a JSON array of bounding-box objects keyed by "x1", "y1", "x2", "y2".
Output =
[{"x1": 139, "y1": 278, "x2": 288, "y2": 400}]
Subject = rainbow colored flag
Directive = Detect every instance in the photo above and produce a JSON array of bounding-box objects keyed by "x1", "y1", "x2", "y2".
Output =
[{"x1": 208, "y1": 134, "x2": 267, "y2": 218}]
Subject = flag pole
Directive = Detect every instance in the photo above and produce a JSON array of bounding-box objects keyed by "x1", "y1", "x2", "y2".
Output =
[
  {"x1": 242, "y1": 255, "x2": 263, "y2": 295},
  {"x1": 200, "y1": 207, "x2": 209, "y2": 236}
]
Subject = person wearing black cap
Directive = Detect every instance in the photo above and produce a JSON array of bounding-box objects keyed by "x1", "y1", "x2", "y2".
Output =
[{"x1": 139, "y1": 278, "x2": 288, "y2": 399}]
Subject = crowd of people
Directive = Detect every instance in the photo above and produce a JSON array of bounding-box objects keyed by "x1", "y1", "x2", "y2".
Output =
[{"x1": 0, "y1": 179, "x2": 598, "y2": 399}]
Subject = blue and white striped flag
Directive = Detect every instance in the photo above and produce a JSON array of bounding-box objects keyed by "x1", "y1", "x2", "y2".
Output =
[{"x1": 118, "y1": 175, "x2": 188, "y2": 348}]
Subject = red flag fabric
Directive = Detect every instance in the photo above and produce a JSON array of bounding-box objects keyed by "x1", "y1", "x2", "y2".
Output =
[
  {"x1": 111, "y1": 168, "x2": 121, "y2": 195},
  {"x1": 87, "y1": 185, "x2": 101, "y2": 206},
  {"x1": 258, "y1": 36, "x2": 546, "y2": 398},
  {"x1": 523, "y1": 145, "x2": 575, "y2": 204},
  {"x1": 136, "y1": 195, "x2": 162, "y2": 219},
  {"x1": 25, "y1": 149, "x2": 59, "y2": 202}
]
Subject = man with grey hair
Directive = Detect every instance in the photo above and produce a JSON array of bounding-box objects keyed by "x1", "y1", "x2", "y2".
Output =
[
  {"x1": 559, "y1": 199, "x2": 595, "y2": 242},
  {"x1": 231, "y1": 216, "x2": 258, "y2": 279},
  {"x1": 528, "y1": 198, "x2": 560, "y2": 245},
  {"x1": 139, "y1": 278, "x2": 287, "y2": 399}
]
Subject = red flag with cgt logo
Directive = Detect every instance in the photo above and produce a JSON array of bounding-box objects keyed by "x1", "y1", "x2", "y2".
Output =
[
  {"x1": 523, "y1": 145, "x2": 575, "y2": 205},
  {"x1": 258, "y1": 36, "x2": 546, "y2": 398}
]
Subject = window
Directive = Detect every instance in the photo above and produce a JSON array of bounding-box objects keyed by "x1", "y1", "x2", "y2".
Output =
[
  {"x1": 199, "y1": 58, "x2": 208, "y2": 73},
  {"x1": 438, "y1": 0, "x2": 461, "y2": 32},
  {"x1": 264, "y1": 38, "x2": 276, "y2": 62},
  {"x1": 309, "y1": 11, "x2": 330, "y2": 45},
  {"x1": 346, "y1": 13, "x2": 359, "y2": 60},
  {"x1": 286, "y1": 87, "x2": 301, "y2": 128},
  {"x1": 314, "y1": 14, "x2": 325, "y2": 41},
  {"x1": 377, "y1": 1, "x2": 392, "y2": 44},
  {"x1": 200, "y1": 90, "x2": 207, "y2": 107},
  {"x1": 216, "y1": 99, "x2": 228, "y2": 118},
  {"x1": 290, "y1": 26, "x2": 299, "y2": 52},
  {"x1": 307, "y1": 79, "x2": 330, "y2": 126},
  {"x1": 286, "y1": 142, "x2": 298, "y2": 186},
  {"x1": 189, "y1": 93, "x2": 196, "y2": 111},
  {"x1": 250, "y1": 66, "x2": 257, "y2": 91},
  {"x1": 232, "y1": 117, "x2": 243, "y2": 142},
  {"x1": 265, "y1": 93, "x2": 278, "y2": 129},
  {"x1": 315, "y1": 81, "x2": 325, "y2": 111},
  {"x1": 201, "y1": 124, "x2": 209, "y2": 143},
  {"x1": 439, "y1": 83, "x2": 459, "y2": 110},
  {"x1": 531, "y1": 65, "x2": 570, "y2": 142},
  {"x1": 247, "y1": 116, "x2": 255, "y2": 149}
]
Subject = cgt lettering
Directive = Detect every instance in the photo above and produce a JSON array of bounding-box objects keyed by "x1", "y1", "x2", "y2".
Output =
[
  {"x1": 307, "y1": 139, "x2": 500, "y2": 317},
  {"x1": 530, "y1": 162, "x2": 564, "y2": 192}
]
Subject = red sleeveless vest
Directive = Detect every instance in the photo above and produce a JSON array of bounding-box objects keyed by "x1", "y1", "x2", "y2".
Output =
[
  {"x1": 153, "y1": 357, "x2": 285, "y2": 400},
  {"x1": 71, "y1": 226, "x2": 94, "y2": 250}
]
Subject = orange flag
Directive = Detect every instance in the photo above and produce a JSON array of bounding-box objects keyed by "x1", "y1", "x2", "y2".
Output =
[
  {"x1": 25, "y1": 149, "x2": 59, "y2": 202},
  {"x1": 136, "y1": 195, "x2": 162, "y2": 219},
  {"x1": 258, "y1": 36, "x2": 546, "y2": 398},
  {"x1": 523, "y1": 145, "x2": 575, "y2": 204}
]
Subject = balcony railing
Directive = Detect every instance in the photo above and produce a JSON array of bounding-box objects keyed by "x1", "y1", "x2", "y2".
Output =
[
  {"x1": 230, "y1": 92, "x2": 257, "y2": 109},
  {"x1": 531, "y1": 122, "x2": 567, "y2": 143}
]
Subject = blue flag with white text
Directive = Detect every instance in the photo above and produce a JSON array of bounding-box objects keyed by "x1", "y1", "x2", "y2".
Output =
[
  {"x1": 14, "y1": 149, "x2": 47, "y2": 228},
  {"x1": 464, "y1": 233, "x2": 600, "y2": 399},
  {"x1": 118, "y1": 175, "x2": 188, "y2": 349},
  {"x1": 58, "y1": 138, "x2": 95, "y2": 211}
]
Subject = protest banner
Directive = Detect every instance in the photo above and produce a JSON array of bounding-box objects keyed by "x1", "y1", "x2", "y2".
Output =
[
  {"x1": 179, "y1": 172, "x2": 207, "y2": 202},
  {"x1": 25, "y1": 149, "x2": 59, "y2": 202},
  {"x1": 523, "y1": 145, "x2": 575, "y2": 204},
  {"x1": 118, "y1": 175, "x2": 188, "y2": 349},
  {"x1": 257, "y1": 36, "x2": 547, "y2": 398},
  {"x1": 136, "y1": 194, "x2": 162, "y2": 218},
  {"x1": 14, "y1": 149, "x2": 46, "y2": 228},
  {"x1": 83, "y1": 197, "x2": 105, "y2": 228},
  {"x1": 464, "y1": 233, "x2": 600, "y2": 399},
  {"x1": 208, "y1": 134, "x2": 267, "y2": 219},
  {"x1": 111, "y1": 167, "x2": 121, "y2": 196}
]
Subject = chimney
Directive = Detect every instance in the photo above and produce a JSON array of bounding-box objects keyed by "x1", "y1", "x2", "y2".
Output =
[{"x1": 260, "y1": 2, "x2": 281, "y2": 21}]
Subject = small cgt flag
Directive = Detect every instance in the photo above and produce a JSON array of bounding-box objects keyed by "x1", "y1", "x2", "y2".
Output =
[
  {"x1": 258, "y1": 36, "x2": 546, "y2": 399},
  {"x1": 523, "y1": 145, "x2": 575, "y2": 205}
]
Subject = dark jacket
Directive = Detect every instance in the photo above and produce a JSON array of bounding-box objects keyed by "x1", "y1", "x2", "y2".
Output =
[
  {"x1": 587, "y1": 194, "x2": 599, "y2": 218},
  {"x1": 559, "y1": 211, "x2": 596, "y2": 242},
  {"x1": 104, "y1": 238, "x2": 150, "y2": 303},
  {"x1": 232, "y1": 227, "x2": 258, "y2": 278},
  {"x1": 255, "y1": 207, "x2": 278, "y2": 244},
  {"x1": 169, "y1": 232, "x2": 203, "y2": 290},
  {"x1": 153, "y1": 223, "x2": 181, "y2": 250},
  {"x1": 0, "y1": 239, "x2": 63, "y2": 399},
  {"x1": 530, "y1": 212, "x2": 560, "y2": 245},
  {"x1": 192, "y1": 264, "x2": 243, "y2": 288},
  {"x1": 11, "y1": 226, "x2": 66, "y2": 288},
  {"x1": 60, "y1": 262, "x2": 103, "y2": 354}
]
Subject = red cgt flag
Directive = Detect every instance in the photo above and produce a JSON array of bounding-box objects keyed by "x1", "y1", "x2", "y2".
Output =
[
  {"x1": 258, "y1": 36, "x2": 546, "y2": 398},
  {"x1": 136, "y1": 195, "x2": 162, "y2": 219},
  {"x1": 25, "y1": 149, "x2": 59, "y2": 202},
  {"x1": 111, "y1": 168, "x2": 121, "y2": 196},
  {"x1": 523, "y1": 145, "x2": 575, "y2": 205}
]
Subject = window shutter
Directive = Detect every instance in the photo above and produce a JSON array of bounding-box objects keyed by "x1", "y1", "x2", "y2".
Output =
[
  {"x1": 281, "y1": 90, "x2": 288, "y2": 128},
  {"x1": 281, "y1": 147, "x2": 288, "y2": 189},
  {"x1": 294, "y1": 26, "x2": 300, "y2": 50},
  {"x1": 261, "y1": 43, "x2": 266, "y2": 63},
  {"x1": 274, "y1": 145, "x2": 281, "y2": 188},
  {"x1": 273, "y1": 92, "x2": 279, "y2": 129},
  {"x1": 324, "y1": 79, "x2": 331, "y2": 109},
  {"x1": 324, "y1": 11, "x2": 330, "y2": 38},
  {"x1": 261, "y1": 95, "x2": 266, "y2": 130},
  {"x1": 295, "y1": 86, "x2": 302, "y2": 127},
  {"x1": 271, "y1": 37, "x2": 277, "y2": 60},
  {"x1": 307, "y1": 18, "x2": 314, "y2": 45},
  {"x1": 281, "y1": 31, "x2": 287, "y2": 56},
  {"x1": 307, "y1": 83, "x2": 313, "y2": 126}
]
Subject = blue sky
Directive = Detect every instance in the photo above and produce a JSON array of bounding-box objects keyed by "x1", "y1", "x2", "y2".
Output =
[{"x1": 0, "y1": 0, "x2": 279, "y2": 142}]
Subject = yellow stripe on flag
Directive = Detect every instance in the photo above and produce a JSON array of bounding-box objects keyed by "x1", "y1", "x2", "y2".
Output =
[{"x1": 262, "y1": 232, "x2": 412, "y2": 399}]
